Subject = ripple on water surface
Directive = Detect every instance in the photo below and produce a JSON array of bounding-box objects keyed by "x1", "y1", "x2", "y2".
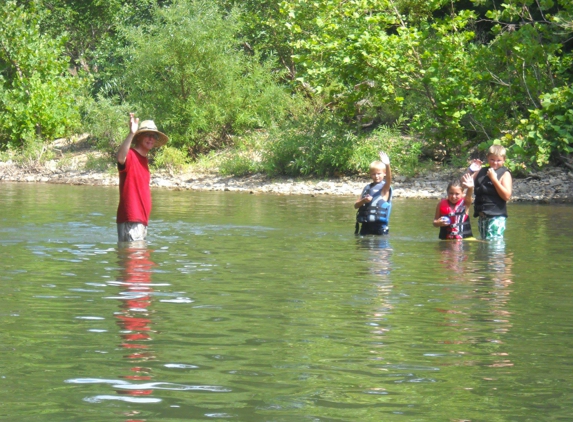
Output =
[{"x1": 1, "y1": 186, "x2": 573, "y2": 421}]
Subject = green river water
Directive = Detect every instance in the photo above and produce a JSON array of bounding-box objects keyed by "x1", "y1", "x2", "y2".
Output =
[{"x1": 0, "y1": 182, "x2": 572, "y2": 421}]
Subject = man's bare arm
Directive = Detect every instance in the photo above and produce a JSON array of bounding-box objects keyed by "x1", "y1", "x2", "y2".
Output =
[{"x1": 117, "y1": 113, "x2": 139, "y2": 165}]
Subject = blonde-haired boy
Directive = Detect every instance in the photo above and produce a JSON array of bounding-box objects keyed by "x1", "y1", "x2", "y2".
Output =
[
  {"x1": 467, "y1": 145, "x2": 513, "y2": 239},
  {"x1": 354, "y1": 152, "x2": 393, "y2": 235}
]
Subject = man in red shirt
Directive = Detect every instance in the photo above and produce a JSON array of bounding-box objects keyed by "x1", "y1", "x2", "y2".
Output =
[{"x1": 116, "y1": 113, "x2": 169, "y2": 243}]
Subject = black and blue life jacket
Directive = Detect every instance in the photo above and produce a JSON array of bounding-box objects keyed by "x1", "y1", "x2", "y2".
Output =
[{"x1": 356, "y1": 182, "x2": 393, "y2": 225}]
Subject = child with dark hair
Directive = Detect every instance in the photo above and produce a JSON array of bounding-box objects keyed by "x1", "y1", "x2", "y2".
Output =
[{"x1": 433, "y1": 173, "x2": 474, "y2": 240}]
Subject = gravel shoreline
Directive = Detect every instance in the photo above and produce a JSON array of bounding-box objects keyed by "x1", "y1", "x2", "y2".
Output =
[{"x1": 1, "y1": 161, "x2": 572, "y2": 203}]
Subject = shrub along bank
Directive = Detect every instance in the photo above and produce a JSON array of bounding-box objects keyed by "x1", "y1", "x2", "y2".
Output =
[{"x1": 1, "y1": 150, "x2": 572, "y2": 204}]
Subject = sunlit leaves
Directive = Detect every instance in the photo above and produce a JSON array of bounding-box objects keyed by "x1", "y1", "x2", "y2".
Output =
[
  {"x1": 122, "y1": 0, "x2": 291, "y2": 155},
  {"x1": 511, "y1": 85, "x2": 573, "y2": 167},
  {"x1": 0, "y1": 1, "x2": 84, "y2": 148}
]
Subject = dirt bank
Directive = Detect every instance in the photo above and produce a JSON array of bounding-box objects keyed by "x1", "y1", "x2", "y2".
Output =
[{"x1": 1, "y1": 158, "x2": 572, "y2": 203}]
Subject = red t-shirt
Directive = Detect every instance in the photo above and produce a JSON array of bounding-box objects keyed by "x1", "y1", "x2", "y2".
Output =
[{"x1": 116, "y1": 149, "x2": 151, "y2": 225}]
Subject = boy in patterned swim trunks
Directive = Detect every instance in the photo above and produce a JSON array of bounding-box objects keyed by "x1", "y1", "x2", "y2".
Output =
[{"x1": 467, "y1": 145, "x2": 513, "y2": 239}]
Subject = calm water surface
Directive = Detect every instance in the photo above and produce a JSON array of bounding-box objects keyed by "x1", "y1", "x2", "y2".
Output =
[{"x1": 1, "y1": 182, "x2": 572, "y2": 421}]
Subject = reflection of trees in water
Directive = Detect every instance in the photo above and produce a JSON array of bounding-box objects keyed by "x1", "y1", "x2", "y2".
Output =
[
  {"x1": 115, "y1": 245, "x2": 157, "y2": 418},
  {"x1": 437, "y1": 240, "x2": 514, "y2": 369},
  {"x1": 354, "y1": 236, "x2": 516, "y2": 407}
]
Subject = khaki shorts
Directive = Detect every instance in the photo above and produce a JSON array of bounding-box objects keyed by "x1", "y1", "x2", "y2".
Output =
[{"x1": 117, "y1": 222, "x2": 147, "y2": 242}]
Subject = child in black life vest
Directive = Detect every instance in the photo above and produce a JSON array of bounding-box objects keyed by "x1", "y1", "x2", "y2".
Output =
[
  {"x1": 433, "y1": 174, "x2": 474, "y2": 240},
  {"x1": 467, "y1": 145, "x2": 513, "y2": 239},
  {"x1": 354, "y1": 152, "x2": 392, "y2": 235}
]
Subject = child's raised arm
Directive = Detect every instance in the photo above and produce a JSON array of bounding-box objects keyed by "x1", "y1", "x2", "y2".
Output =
[
  {"x1": 461, "y1": 173, "x2": 474, "y2": 210},
  {"x1": 379, "y1": 151, "x2": 392, "y2": 200}
]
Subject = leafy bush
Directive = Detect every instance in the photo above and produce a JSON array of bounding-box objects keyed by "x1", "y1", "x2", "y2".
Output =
[
  {"x1": 261, "y1": 110, "x2": 422, "y2": 177},
  {"x1": 216, "y1": 132, "x2": 265, "y2": 176},
  {"x1": 12, "y1": 140, "x2": 56, "y2": 169},
  {"x1": 0, "y1": 1, "x2": 85, "y2": 150},
  {"x1": 121, "y1": 0, "x2": 292, "y2": 156},
  {"x1": 262, "y1": 111, "x2": 353, "y2": 177},
  {"x1": 82, "y1": 94, "x2": 134, "y2": 161},
  {"x1": 151, "y1": 146, "x2": 189, "y2": 173},
  {"x1": 219, "y1": 153, "x2": 264, "y2": 176},
  {"x1": 84, "y1": 153, "x2": 112, "y2": 172},
  {"x1": 510, "y1": 85, "x2": 573, "y2": 168},
  {"x1": 349, "y1": 126, "x2": 423, "y2": 177}
]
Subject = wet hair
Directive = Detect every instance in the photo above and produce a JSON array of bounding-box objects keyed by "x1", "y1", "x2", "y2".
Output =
[
  {"x1": 487, "y1": 144, "x2": 506, "y2": 158},
  {"x1": 446, "y1": 178, "x2": 464, "y2": 193},
  {"x1": 369, "y1": 161, "x2": 385, "y2": 171}
]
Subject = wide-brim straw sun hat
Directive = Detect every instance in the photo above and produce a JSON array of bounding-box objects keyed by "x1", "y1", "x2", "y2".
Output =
[{"x1": 134, "y1": 120, "x2": 169, "y2": 148}]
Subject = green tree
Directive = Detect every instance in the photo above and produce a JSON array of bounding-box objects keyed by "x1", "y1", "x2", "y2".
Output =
[
  {"x1": 274, "y1": 0, "x2": 572, "y2": 164},
  {"x1": 218, "y1": 0, "x2": 298, "y2": 81},
  {"x1": 122, "y1": 0, "x2": 291, "y2": 156},
  {"x1": 280, "y1": 1, "x2": 480, "y2": 141},
  {"x1": 475, "y1": 0, "x2": 573, "y2": 167},
  {"x1": 511, "y1": 84, "x2": 573, "y2": 168},
  {"x1": 17, "y1": 0, "x2": 167, "y2": 97},
  {"x1": 0, "y1": 1, "x2": 85, "y2": 149}
]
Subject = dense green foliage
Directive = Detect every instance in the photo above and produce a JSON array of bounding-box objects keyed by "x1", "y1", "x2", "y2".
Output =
[
  {"x1": 261, "y1": 111, "x2": 420, "y2": 177},
  {"x1": 81, "y1": 94, "x2": 134, "y2": 161},
  {"x1": 122, "y1": 0, "x2": 292, "y2": 156},
  {"x1": 512, "y1": 84, "x2": 573, "y2": 167},
  {"x1": 37, "y1": 0, "x2": 163, "y2": 95},
  {"x1": 0, "y1": 1, "x2": 85, "y2": 149},
  {"x1": 0, "y1": 0, "x2": 571, "y2": 175},
  {"x1": 266, "y1": 0, "x2": 572, "y2": 162}
]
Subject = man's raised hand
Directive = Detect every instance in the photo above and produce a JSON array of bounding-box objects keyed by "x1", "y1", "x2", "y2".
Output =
[{"x1": 129, "y1": 112, "x2": 139, "y2": 135}]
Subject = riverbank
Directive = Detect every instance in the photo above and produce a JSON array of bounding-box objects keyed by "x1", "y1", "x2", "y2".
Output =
[{"x1": 1, "y1": 157, "x2": 572, "y2": 203}]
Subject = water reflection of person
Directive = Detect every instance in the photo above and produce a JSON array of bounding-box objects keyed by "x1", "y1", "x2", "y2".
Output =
[
  {"x1": 475, "y1": 241, "x2": 514, "y2": 368},
  {"x1": 357, "y1": 236, "x2": 392, "y2": 276},
  {"x1": 357, "y1": 236, "x2": 394, "y2": 343},
  {"x1": 475, "y1": 240, "x2": 514, "y2": 310},
  {"x1": 437, "y1": 240, "x2": 472, "y2": 278},
  {"x1": 478, "y1": 240, "x2": 513, "y2": 287},
  {"x1": 114, "y1": 244, "x2": 157, "y2": 417},
  {"x1": 437, "y1": 240, "x2": 514, "y2": 369}
]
